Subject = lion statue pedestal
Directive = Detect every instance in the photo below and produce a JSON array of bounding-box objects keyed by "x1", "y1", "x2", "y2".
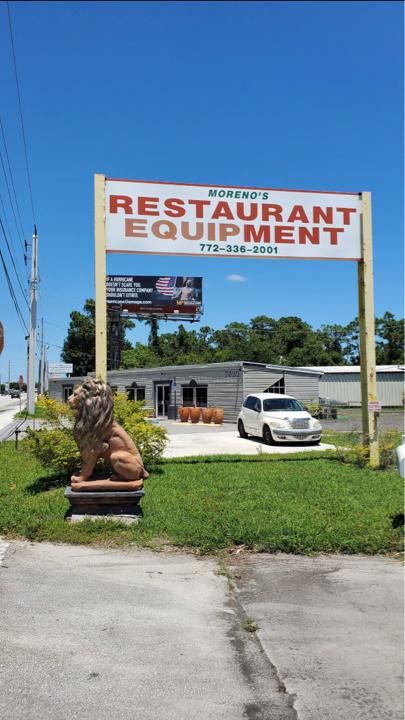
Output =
[{"x1": 64, "y1": 378, "x2": 148, "y2": 524}]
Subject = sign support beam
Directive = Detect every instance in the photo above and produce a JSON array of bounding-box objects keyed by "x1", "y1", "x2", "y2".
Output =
[
  {"x1": 358, "y1": 192, "x2": 379, "y2": 467},
  {"x1": 94, "y1": 174, "x2": 107, "y2": 380}
]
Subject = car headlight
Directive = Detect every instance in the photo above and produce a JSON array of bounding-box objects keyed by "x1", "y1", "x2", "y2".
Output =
[
  {"x1": 312, "y1": 420, "x2": 321, "y2": 429},
  {"x1": 269, "y1": 420, "x2": 288, "y2": 428}
]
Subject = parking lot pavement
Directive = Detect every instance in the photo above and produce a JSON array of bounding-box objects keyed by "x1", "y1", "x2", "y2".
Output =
[
  {"x1": 162, "y1": 427, "x2": 333, "y2": 458},
  {"x1": 321, "y1": 409, "x2": 404, "y2": 432},
  {"x1": 0, "y1": 542, "x2": 296, "y2": 720},
  {"x1": 228, "y1": 553, "x2": 404, "y2": 720}
]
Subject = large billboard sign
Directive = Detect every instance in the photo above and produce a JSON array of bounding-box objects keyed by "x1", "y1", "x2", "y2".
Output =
[
  {"x1": 105, "y1": 179, "x2": 362, "y2": 261},
  {"x1": 106, "y1": 275, "x2": 203, "y2": 315}
]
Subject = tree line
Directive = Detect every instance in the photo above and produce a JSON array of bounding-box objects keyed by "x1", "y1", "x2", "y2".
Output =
[{"x1": 61, "y1": 299, "x2": 404, "y2": 376}]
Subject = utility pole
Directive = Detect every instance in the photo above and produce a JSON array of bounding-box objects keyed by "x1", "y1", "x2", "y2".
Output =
[
  {"x1": 39, "y1": 317, "x2": 44, "y2": 394},
  {"x1": 27, "y1": 226, "x2": 38, "y2": 414},
  {"x1": 8, "y1": 359, "x2": 11, "y2": 389}
]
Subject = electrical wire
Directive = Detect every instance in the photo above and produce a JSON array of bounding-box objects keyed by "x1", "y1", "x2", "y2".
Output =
[
  {"x1": 0, "y1": 216, "x2": 28, "y2": 306},
  {"x1": 0, "y1": 245, "x2": 28, "y2": 334},
  {"x1": 0, "y1": 189, "x2": 26, "y2": 279},
  {"x1": 6, "y1": 1, "x2": 36, "y2": 224},
  {"x1": 0, "y1": 147, "x2": 26, "y2": 256},
  {"x1": 0, "y1": 116, "x2": 27, "y2": 247}
]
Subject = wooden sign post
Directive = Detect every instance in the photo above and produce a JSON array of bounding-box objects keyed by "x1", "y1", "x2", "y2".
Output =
[
  {"x1": 358, "y1": 192, "x2": 379, "y2": 466},
  {"x1": 94, "y1": 173, "x2": 107, "y2": 380}
]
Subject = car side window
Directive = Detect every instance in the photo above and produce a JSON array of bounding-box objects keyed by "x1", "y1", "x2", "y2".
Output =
[
  {"x1": 254, "y1": 398, "x2": 262, "y2": 412},
  {"x1": 243, "y1": 396, "x2": 253, "y2": 409}
]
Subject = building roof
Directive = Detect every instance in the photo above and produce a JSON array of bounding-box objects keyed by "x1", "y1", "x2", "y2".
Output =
[
  {"x1": 106, "y1": 361, "x2": 323, "y2": 377},
  {"x1": 301, "y1": 365, "x2": 404, "y2": 374},
  {"x1": 49, "y1": 360, "x2": 324, "y2": 382}
]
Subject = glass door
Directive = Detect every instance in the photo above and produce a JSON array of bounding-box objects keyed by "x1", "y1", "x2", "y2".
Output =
[{"x1": 156, "y1": 384, "x2": 171, "y2": 417}]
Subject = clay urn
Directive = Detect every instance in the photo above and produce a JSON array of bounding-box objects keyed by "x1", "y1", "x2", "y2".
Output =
[
  {"x1": 202, "y1": 407, "x2": 213, "y2": 424},
  {"x1": 190, "y1": 406, "x2": 201, "y2": 423},
  {"x1": 179, "y1": 406, "x2": 191, "y2": 422},
  {"x1": 212, "y1": 407, "x2": 224, "y2": 424}
]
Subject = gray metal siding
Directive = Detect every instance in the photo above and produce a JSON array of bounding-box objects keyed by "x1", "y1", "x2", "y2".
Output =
[
  {"x1": 108, "y1": 364, "x2": 244, "y2": 422},
  {"x1": 284, "y1": 374, "x2": 319, "y2": 404},
  {"x1": 48, "y1": 363, "x2": 321, "y2": 422},
  {"x1": 243, "y1": 369, "x2": 283, "y2": 396},
  {"x1": 319, "y1": 372, "x2": 404, "y2": 407}
]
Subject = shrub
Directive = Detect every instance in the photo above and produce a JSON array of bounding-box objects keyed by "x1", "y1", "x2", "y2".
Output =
[
  {"x1": 26, "y1": 392, "x2": 167, "y2": 474},
  {"x1": 332, "y1": 428, "x2": 402, "y2": 470},
  {"x1": 25, "y1": 427, "x2": 80, "y2": 475},
  {"x1": 306, "y1": 402, "x2": 323, "y2": 419}
]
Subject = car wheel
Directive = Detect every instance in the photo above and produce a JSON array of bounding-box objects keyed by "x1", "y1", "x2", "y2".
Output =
[
  {"x1": 263, "y1": 425, "x2": 276, "y2": 445},
  {"x1": 238, "y1": 420, "x2": 248, "y2": 438}
]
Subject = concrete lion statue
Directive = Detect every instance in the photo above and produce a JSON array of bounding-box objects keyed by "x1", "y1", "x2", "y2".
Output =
[{"x1": 68, "y1": 378, "x2": 149, "y2": 492}]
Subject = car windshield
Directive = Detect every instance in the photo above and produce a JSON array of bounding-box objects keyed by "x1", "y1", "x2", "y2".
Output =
[{"x1": 263, "y1": 398, "x2": 305, "y2": 412}]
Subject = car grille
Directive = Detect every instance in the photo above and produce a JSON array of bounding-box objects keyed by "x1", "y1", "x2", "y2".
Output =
[{"x1": 291, "y1": 418, "x2": 310, "y2": 429}]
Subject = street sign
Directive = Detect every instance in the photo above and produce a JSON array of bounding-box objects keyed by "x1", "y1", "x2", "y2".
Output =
[
  {"x1": 18, "y1": 374, "x2": 24, "y2": 387},
  {"x1": 48, "y1": 363, "x2": 73, "y2": 375},
  {"x1": 368, "y1": 401, "x2": 381, "y2": 412}
]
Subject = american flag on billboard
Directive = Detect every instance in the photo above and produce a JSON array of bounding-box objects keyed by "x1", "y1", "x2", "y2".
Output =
[{"x1": 155, "y1": 276, "x2": 176, "y2": 296}]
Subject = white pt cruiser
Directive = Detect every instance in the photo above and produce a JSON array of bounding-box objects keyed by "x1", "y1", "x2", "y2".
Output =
[{"x1": 238, "y1": 393, "x2": 322, "y2": 445}]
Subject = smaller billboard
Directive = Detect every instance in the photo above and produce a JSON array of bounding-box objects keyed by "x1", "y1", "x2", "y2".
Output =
[
  {"x1": 106, "y1": 275, "x2": 203, "y2": 315},
  {"x1": 48, "y1": 362, "x2": 73, "y2": 376}
]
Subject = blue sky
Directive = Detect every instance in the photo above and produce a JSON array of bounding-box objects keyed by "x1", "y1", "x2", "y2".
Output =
[{"x1": 0, "y1": 0, "x2": 403, "y2": 382}]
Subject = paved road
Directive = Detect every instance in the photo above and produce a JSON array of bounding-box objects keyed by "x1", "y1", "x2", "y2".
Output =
[
  {"x1": 0, "y1": 394, "x2": 26, "y2": 433},
  {"x1": 0, "y1": 543, "x2": 402, "y2": 720},
  {"x1": 229, "y1": 553, "x2": 404, "y2": 720},
  {"x1": 0, "y1": 542, "x2": 295, "y2": 720}
]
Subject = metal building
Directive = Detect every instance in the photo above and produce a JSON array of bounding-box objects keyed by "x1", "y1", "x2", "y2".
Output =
[
  {"x1": 48, "y1": 361, "x2": 322, "y2": 423},
  {"x1": 303, "y1": 365, "x2": 405, "y2": 407}
]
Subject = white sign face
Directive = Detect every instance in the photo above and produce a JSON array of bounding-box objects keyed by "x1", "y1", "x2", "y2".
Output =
[
  {"x1": 105, "y1": 179, "x2": 362, "y2": 260},
  {"x1": 48, "y1": 363, "x2": 73, "y2": 375}
]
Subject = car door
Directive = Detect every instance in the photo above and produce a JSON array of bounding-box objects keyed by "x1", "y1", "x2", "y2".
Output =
[
  {"x1": 250, "y1": 396, "x2": 262, "y2": 434},
  {"x1": 242, "y1": 396, "x2": 256, "y2": 431}
]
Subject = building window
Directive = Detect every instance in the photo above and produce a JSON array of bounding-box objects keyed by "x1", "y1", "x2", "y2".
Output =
[
  {"x1": 196, "y1": 386, "x2": 208, "y2": 407},
  {"x1": 265, "y1": 377, "x2": 285, "y2": 394},
  {"x1": 182, "y1": 387, "x2": 194, "y2": 407},
  {"x1": 182, "y1": 385, "x2": 208, "y2": 407},
  {"x1": 127, "y1": 387, "x2": 146, "y2": 402},
  {"x1": 63, "y1": 386, "x2": 73, "y2": 403}
]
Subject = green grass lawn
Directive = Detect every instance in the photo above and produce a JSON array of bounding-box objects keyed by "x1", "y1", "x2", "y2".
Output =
[{"x1": 0, "y1": 442, "x2": 402, "y2": 555}]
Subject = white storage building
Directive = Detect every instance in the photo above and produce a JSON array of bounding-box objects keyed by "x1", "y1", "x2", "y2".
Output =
[{"x1": 302, "y1": 365, "x2": 404, "y2": 407}]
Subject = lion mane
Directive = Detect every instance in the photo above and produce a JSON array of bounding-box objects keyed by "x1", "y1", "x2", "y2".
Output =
[{"x1": 73, "y1": 378, "x2": 114, "y2": 455}]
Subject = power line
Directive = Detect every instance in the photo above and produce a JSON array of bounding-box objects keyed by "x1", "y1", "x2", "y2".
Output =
[
  {"x1": 0, "y1": 245, "x2": 28, "y2": 334},
  {"x1": 0, "y1": 116, "x2": 27, "y2": 246},
  {"x1": 0, "y1": 189, "x2": 25, "y2": 278},
  {"x1": 6, "y1": 1, "x2": 36, "y2": 224},
  {"x1": 0, "y1": 216, "x2": 28, "y2": 306},
  {"x1": 0, "y1": 147, "x2": 26, "y2": 255}
]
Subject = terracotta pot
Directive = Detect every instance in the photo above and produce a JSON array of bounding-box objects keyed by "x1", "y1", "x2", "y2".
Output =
[
  {"x1": 179, "y1": 406, "x2": 191, "y2": 422},
  {"x1": 201, "y1": 408, "x2": 213, "y2": 424},
  {"x1": 212, "y1": 408, "x2": 224, "y2": 425},
  {"x1": 190, "y1": 407, "x2": 201, "y2": 423}
]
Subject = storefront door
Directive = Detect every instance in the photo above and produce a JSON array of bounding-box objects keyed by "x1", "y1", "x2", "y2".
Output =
[{"x1": 156, "y1": 384, "x2": 171, "y2": 417}]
